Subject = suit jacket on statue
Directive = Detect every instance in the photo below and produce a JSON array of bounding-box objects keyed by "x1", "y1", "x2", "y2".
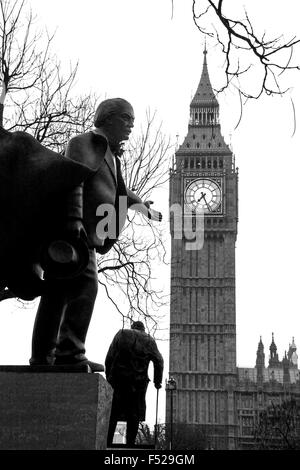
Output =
[
  {"x1": 0, "y1": 127, "x2": 95, "y2": 299},
  {"x1": 65, "y1": 131, "x2": 128, "y2": 254},
  {"x1": 105, "y1": 329, "x2": 164, "y2": 422},
  {"x1": 105, "y1": 329, "x2": 164, "y2": 388}
]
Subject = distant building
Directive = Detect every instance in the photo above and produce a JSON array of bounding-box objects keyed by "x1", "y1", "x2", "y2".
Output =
[
  {"x1": 166, "y1": 47, "x2": 300, "y2": 450},
  {"x1": 237, "y1": 335, "x2": 300, "y2": 449},
  {"x1": 113, "y1": 422, "x2": 126, "y2": 445}
]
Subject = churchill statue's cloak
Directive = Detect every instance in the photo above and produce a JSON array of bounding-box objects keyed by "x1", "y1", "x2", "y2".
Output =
[{"x1": 0, "y1": 127, "x2": 95, "y2": 300}]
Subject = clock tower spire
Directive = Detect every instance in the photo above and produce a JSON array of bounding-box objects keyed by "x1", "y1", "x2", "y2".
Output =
[
  {"x1": 167, "y1": 48, "x2": 238, "y2": 450},
  {"x1": 190, "y1": 47, "x2": 219, "y2": 126},
  {"x1": 178, "y1": 48, "x2": 232, "y2": 162}
]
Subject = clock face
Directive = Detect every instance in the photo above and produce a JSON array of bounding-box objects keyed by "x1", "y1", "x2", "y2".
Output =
[{"x1": 185, "y1": 178, "x2": 222, "y2": 213}]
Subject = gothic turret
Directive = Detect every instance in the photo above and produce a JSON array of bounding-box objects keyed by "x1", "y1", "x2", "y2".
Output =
[
  {"x1": 256, "y1": 336, "x2": 265, "y2": 368},
  {"x1": 269, "y1": 333, "x2": 280, "y2": 368},
  {"x1": 287, "y1": 337, "x2": 298, "y2": 368},
  {"x1": 255, "y1": 336, "x2": 265, "y2": 384}
]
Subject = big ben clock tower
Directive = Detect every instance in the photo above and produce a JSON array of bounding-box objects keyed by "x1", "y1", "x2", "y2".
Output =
[{"x1": 167, "y1": 49, "x2": 238, "y2": 450}]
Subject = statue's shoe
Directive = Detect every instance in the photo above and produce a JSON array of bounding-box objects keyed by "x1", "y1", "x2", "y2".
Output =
[
  {"x1": 54, "y1": 358, "x2": 104, "y2": 373},
  {"x1": 83, "y1": 360, "x2": 105, "y2": 373}
]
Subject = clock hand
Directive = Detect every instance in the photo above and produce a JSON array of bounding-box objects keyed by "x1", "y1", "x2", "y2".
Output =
[
  {"x1": 197, "y1": 191, "x2": 206, "y2": 202},
  {"x1": 202, "y1": 194, "x2": 212, "y2": 212}
]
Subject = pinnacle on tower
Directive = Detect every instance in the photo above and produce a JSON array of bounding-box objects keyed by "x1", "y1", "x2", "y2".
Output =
[
  {"x1": 190, "y1": 47, "x2": 218, "y2": 108},
  {"x1": 269, "y1": 332, "x2": 280, "y2": 368},
  {"x1": 291, "y1": 337, "x2": 297, "y2": 350},
  {"x1": 189, "y1": 47, "x2": 219, "y2": 127},
  {"x1": 270, "y1": 332, "x2": 277, "y2": 352},
  {"x1": 288, "y1": 336, "x2": 298, "y2": 368},
  {"x1": 256, "y1": 336, "x2": 265, "y2": 369},
  {"x1": 258, "y1": 336, "x2": 264, "y2": 350},
  {"x1": 177, "y1": 45, "x2": 231, "y2": 156}
]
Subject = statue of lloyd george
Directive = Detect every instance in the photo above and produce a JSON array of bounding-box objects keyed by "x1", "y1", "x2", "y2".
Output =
[{"x1": 0, "y1": 98, "x2": 162, "y2": 372}]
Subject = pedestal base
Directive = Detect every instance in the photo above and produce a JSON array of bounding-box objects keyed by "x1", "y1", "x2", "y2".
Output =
[{"x1": 0, "y1": 368, "x2": 112, "y2": 450}]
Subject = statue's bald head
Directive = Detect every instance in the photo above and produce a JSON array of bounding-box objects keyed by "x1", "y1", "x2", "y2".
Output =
[
  {"x1": 94, "y1": 98, "x2": 134, "y2": 128},
  {"x1": 131, "y1": 321, "x2": 145, "y2": 332}
]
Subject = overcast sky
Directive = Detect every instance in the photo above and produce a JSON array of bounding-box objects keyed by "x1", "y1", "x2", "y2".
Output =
[{"x1": 1, "y1": 0, "x2": 300, "y2": 428}]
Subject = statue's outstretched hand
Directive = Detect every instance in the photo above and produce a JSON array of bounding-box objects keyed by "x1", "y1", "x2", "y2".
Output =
[{"x1": 144, "y1": 201, "x2": 162, "y2": 222}]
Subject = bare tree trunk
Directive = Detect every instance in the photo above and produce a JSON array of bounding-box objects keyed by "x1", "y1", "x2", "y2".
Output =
[
  {"x1": 0, "y1": 103, "x2": 3, "y2": 127},
  {"x1": 0, "y1": 82, "x2": 5, "y2": 127}
]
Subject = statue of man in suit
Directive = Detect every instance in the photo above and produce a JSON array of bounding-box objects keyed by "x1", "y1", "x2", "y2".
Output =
[
  {"x1": 105, "y1": 321, "x2": 164, "y2": 447},
  {"x1": 29, "y1": 98, "x2": 162, "y2": 371}
]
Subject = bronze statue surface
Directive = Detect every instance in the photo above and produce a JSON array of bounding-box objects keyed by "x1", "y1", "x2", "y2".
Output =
[
  {"x1": 0, "y1": 127, "x2": 94, "y2": 299},
  {"x1": 105, "y1": 321, "x2": 164, "y2": 447}
]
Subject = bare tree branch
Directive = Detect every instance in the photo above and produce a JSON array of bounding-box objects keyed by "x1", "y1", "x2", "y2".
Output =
[
  {"x1": 0, "y1": 0, "x2": 172, "y2": 332},
  {"x1": 191, "y1": 0, "x2": 300, "y2": 100},
  {"x1": 254, "y1": 398, "x2": 300, "y2": 449}
]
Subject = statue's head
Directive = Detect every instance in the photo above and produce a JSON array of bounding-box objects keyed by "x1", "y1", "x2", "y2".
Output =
[
  {"x1": 131, "y1": 321, "x2": 145, "y2": 332},
  {"x1": 94, "y1": 98, "x2": 134, "y2": 147}
]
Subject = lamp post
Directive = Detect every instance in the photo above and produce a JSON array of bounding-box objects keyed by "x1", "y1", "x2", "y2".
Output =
[{"x1": 165, "y1": 376, "x2": 177, "y2": 450}]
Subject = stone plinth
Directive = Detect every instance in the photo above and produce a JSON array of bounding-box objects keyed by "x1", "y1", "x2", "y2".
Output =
[{"x1": 0, "y1": 368, "x2": 112, "y2": 450}]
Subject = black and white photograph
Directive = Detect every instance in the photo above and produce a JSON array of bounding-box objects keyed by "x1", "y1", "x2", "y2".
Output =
[{"x1": 0, "y1": 0, "x2": 300, "y2": 455}]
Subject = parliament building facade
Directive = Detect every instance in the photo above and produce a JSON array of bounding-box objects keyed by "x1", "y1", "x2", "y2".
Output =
[{"x1": 166, "y1": 50, "x2": 300, "y2": 450}]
